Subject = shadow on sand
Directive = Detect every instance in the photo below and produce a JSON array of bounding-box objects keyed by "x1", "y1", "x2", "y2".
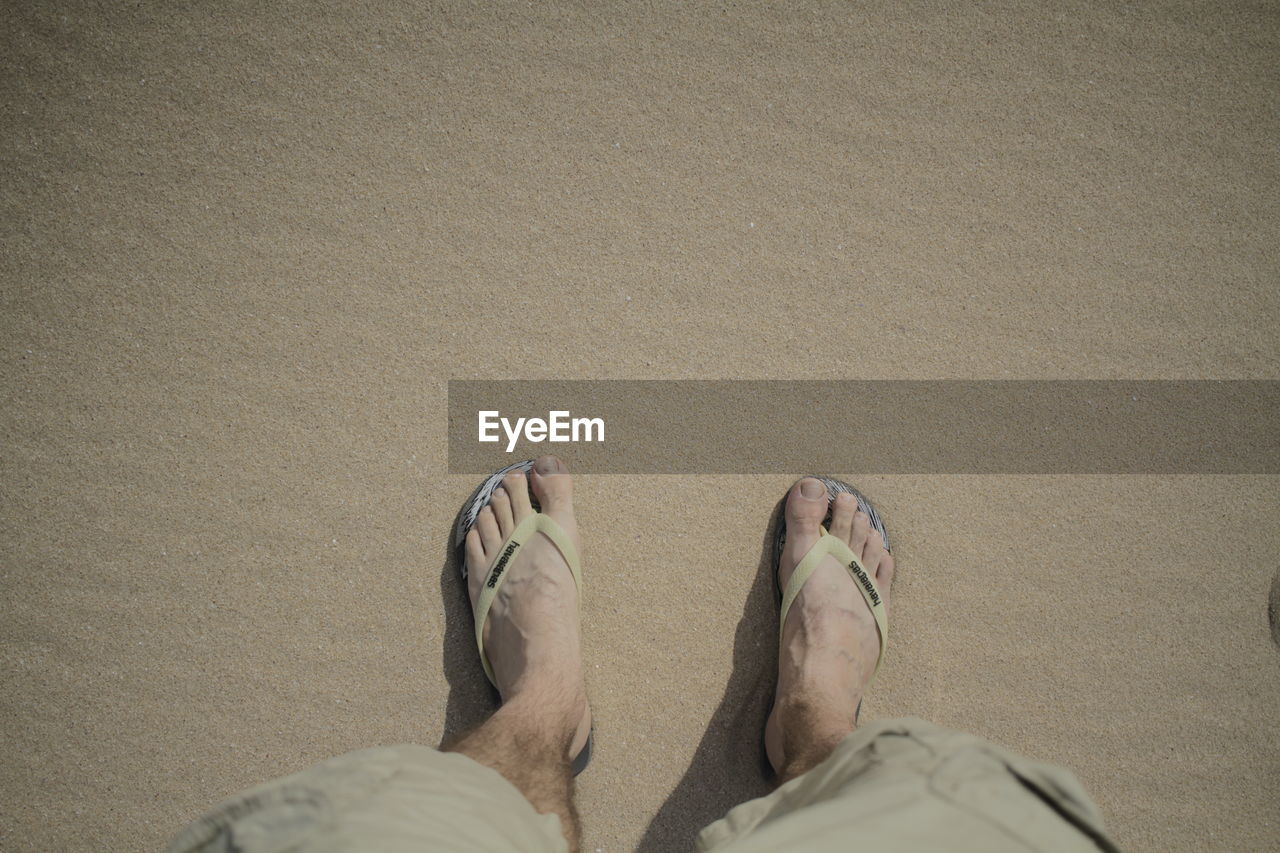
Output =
[
  {"x1": 635, "y1": 504, "x2": 784, "y2": 852},
  {"x1": 437, "y1": 525, "x2": 500, "y2": 748}
]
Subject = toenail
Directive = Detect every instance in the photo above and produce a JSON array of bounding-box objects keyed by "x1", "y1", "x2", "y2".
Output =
[
  {"x1": 494, "y1": 487, "x2": 506, "y2": 497},
  {"x1": 800, "y1": 479, "x2": 824, "y2": 499},
  {"x1": 535, "y1": 456, "x2": 560, "y2": 475}
]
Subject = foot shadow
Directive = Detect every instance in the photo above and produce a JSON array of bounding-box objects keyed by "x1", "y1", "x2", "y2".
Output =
[
  {"x1": 635, "y1": 503, "x2": 784, "y2": 852},
  {"x1": 437, "y1": 510, "x2": 499, "y2": 748}
]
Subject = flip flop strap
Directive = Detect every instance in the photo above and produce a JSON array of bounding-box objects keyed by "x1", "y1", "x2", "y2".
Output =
[
  {"x1": 779, "y1": 529, "x2": 888, "y2": 675},
  {"x1": 473, "y1": 513, "x2": 582, "y2": 687}
]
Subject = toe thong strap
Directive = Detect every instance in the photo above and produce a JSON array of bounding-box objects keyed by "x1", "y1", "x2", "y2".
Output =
[
  {"x1": 472, "y1": 513, "x2": 582, "y2": 687},
  {"x1": 779, "y1": 530, "x2": 888, "y2": 675}
]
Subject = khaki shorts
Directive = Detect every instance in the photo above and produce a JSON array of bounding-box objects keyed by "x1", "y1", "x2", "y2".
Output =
[{"x1": 167, "y1": 718, "x2": 1117, "y2": 853}]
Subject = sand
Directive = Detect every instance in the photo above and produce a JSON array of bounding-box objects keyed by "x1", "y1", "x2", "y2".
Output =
[{"x1": 2, "y1": 1, "x2": 1278, "y2": 850}]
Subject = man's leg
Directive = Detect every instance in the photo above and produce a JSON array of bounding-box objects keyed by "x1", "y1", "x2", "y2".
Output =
[
  {"x1": 698, "y1": 478, "x2": 1117, "y2": 852},
  {"x1": 165, "y1": 455, "x2": 590, "y2": 853},
  {"x1": 444, "y1": 455, "x2": 592, "y2": 851},
  {"x1": 765, "y1": 477, "x2": 892, "y2": 783}
]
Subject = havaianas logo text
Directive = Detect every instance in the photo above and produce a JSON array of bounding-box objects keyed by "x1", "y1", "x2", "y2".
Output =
[
  {"x1": 848, "y1": 560, "x2": 882, "y2": 607},
  {"x1": 487, "y1": 542, "x2": 520, "y2": 588}
]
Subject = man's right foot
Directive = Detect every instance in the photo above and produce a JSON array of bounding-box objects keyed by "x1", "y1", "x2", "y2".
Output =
[
  {"x1": 764, "y1": 477, "x2": 895, "y2": 777},
  {"x1": 463, "y1": 455, "x2": 592, "y2": 765}
]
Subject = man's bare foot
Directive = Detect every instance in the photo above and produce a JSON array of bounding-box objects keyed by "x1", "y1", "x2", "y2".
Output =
[
  {"x1": 764, "y1": 477, "x2": 894, "y2": 783},
  {"x1": 462, "y1": 455, "x2": 592, "y2": 764}
]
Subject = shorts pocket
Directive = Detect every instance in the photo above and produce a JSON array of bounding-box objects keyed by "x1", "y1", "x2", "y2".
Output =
[{"x1": 929, "y1": 744, "x2": 1118, "y2": 852}]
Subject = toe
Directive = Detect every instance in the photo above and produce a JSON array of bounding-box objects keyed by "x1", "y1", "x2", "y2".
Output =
[
  {"x1": 862, "y1": 526, "x2": 886, "y2": 570},
  {"x1": 504, "y1": 468, "x2": 534, "y2": 520},
  {"x1": 851, "y1": 509, "x2": 871, "y2": 553},
  {"x1": 785, "y1": 478, "x2": 828, "y2": 532},
  {"x1": 491, "y1": 486, "x2": 514, "y2": 535},
  {"x1": 476, "y1": 505, "x2": 502, "y2": 552},
  {"x1": 530, "y1": 455, "x2": 572, "y2": 509},
  {"x1": 464, "y1": 528, "x2": 486, "y2": 573},
  {"x1": 876, "y1": 549, "x2": 896, "y2": 588},
  {"x1": 782, "y1": 478, "x2": 828, "y2": 567},
  {"x1": 829, "y1": 491, "x2": 856, "y2": 541}
]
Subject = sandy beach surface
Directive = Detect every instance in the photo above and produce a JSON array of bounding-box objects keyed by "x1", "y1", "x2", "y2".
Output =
[{"x1": 3, "y1": 2, "x2": 1277, "y2": 850}]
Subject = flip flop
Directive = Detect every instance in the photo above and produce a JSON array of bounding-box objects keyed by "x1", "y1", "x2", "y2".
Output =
[
  {"x1": 454, "y1": 459, "x2": 594, "y2": 776},
  {"x1": 771, "y1": 477, "x2": 891, "y2": 720}
]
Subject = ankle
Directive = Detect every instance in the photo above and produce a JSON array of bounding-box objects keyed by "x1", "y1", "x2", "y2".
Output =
[
  {"x1": 775, "y1": 694, "x2": 855, "y2": 763},
  {"x1": 780, "y1": 696, "x2": 856, "y2": 731},
  {"x1": 778, "y1": 737, "x2": 845, "y2": 784},
  {"x1": 776, "y1": 716, "x2": 854, "y2": 782},
  {"x1": 498, "y1": 684, "x2": 585, "y2": 746},
  {"x1": 488, "y1": 638, "x2": 585, "y2": 701}
]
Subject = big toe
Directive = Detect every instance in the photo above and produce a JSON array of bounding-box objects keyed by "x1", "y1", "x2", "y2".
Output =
[
  {"x1": 785, "y1": 478, "x2": 828, "y2": 536},
  {"x1": 530, "y1": 454, "x2": 573, "y2": 508},
  {"x1": 781, "y1": 478, "x2": 829, "y2": 570}
]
